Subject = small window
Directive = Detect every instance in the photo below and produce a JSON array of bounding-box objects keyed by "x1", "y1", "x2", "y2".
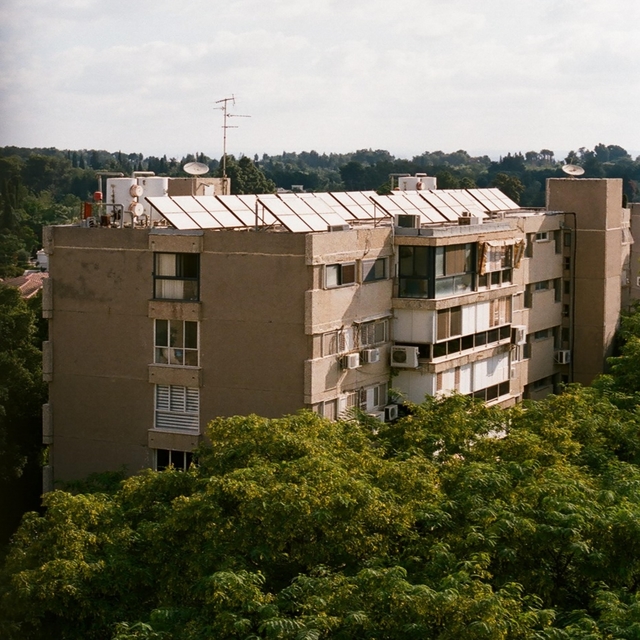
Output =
[
  {"x1": 155, "y1": 449, "x2": 194, "y2": 471},
  {"x1": 535, "y1": 232, "x2": 549, "y2": 242},
  {"x1": 359, "y1": 319, "x2": 388, "y2": 347},
  {"x1": 322, "y1": 327, "x2": 354, "y2": 356},
  {"x1": 563, "y1": 257, "x2": 571, "y2": 271},
  {"x1": 533, "y1": 329, "x2": 549, "y2": 340},
  {"x1": 326, "y1": 263, "x2": 356, "y2": 288},
  {"x1": 155, "y1": 320, "x2": 199, "y2": 366},
  {"x1": 564, "y1": 280, "x2": 570, "y2": 295},
  {"x1": 363, "y1": 258, "x2": 387, "y2": 282},
  {"x1": 534, "y1": 280, "x2": 549, "y2": 291},
  {"x1": 154, "y1": 253, "x2": 199, "y2": 301},
  {"x1": 564, "y1": 232, "x2": 572, "y2": 247}
]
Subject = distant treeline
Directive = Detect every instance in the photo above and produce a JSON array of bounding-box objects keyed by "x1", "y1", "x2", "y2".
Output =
[{"x1": 1, "y1": 143, "x2": 638, "y2": 277}]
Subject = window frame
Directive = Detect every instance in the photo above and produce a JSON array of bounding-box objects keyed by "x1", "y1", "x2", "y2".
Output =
[
  {"x1": 362, "y1": 257, "x2": 388, "y2": 283},
  {"x1": 154, "y1": 319, "x2": 199, "y2": 367},
  {"x1": 154, "y1": 384, "x2": 200, "y2": 432},
  {"x1": 325, "y1": 262, "x2": 357, "y2": 288},
  {"x1": 154, "y1": 449, "x2": 194, "y2": 471},
  {"x1": 153, "y1": 252, "x2": 200, "y2": 301}
]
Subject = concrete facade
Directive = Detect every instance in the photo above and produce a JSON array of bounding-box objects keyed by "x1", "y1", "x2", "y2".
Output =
[{"x1": 43, "y1": 178, "x2": 635, "y2": 486}]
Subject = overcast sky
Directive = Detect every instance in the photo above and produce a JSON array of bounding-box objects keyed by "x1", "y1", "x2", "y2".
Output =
[{"x1": 1, "y1": 0, "x2": 639, "y2": 160}]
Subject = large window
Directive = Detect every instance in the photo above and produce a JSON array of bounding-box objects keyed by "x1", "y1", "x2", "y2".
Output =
[
  {"x1": 154, "y1": 253, "x2": 199, "y2": 301},
  {"x1": 398, "y1": 243, "x2": 475, "y2": 299},
  {"x1": 155, "y1": 320, "x2": 199, "y2": 366},
  {"x1": 155, "y1": 385, "x2": 199, "y2": 431}
]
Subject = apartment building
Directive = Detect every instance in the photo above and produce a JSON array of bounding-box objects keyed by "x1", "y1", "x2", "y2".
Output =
[{"x1": 41, "y1": 176, "x2": 634, "y2": 485}]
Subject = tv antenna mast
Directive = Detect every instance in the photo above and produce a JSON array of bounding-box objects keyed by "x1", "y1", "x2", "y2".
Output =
[{"x1": 215, "y1": 95, "x2": 250, "y2": 194}]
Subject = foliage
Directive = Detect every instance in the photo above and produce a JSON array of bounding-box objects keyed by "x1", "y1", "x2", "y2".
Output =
[
  {"x1": 4, "y1": 359, "x2": 640, "y2": 639},
  {"x1": 217, "y1": 155, "x2": 276, "y2": 195}
]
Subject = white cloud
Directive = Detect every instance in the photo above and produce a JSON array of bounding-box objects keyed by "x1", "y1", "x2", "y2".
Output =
[{"x1": 0, "y1": 0, "x2": 638, "y2": 156}]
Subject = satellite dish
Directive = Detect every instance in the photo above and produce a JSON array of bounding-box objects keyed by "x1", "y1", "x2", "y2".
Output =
[
  {"x1": 562, "y1": 164, "x2": 585, "y2": 177},
  {"x1": 183, "y1": 161, "x2": 210, "y2": 176}
]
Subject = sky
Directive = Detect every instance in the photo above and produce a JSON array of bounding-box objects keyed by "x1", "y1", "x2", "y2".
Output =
[{"x1": 1, "y1": 0, "x2": 639, "y2": 161}]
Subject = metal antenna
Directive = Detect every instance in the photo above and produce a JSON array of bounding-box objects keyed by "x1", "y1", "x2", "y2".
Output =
[{"x1": 215, "y1": 95, "x2": 250, "y2": 194}]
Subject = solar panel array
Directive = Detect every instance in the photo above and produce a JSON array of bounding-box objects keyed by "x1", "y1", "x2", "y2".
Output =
[{"x1": 146, "y1": 188, "x2": 522, "y2": 233}]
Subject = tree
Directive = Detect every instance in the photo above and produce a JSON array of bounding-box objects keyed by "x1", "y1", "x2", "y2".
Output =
[
  {"x1": 218, "y1": 155, "x2": 276, "y2": 194},
  {"x1": 491, "y1": 173, "x2": 524, "y2": 203}
]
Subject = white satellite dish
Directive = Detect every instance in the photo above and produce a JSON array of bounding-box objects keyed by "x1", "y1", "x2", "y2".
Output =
[
  {"x1": 562, "y1": 164, "x2": 585, "y2": 177},
  {"x1": 183, "y1": 161, "x2": 210, "y2": 176}
]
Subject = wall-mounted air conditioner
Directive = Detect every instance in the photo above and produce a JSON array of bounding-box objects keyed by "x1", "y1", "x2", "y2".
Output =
[
  {"x1": 360, "y1": 348, "x2": 380, "y2": 364},
  {"x1": 512, "y1": 325, "x2": 527, "y2": 346},
  {"x1": 368, "y1": 411, "x2": 385, "y2": 422},
  {"x1": 555, "y1": 349, "x2": 571, "y2": 365},
  {"x1": 384, "y1": 404, "x2": 399, "y2": 421},
  {"x1": 391, "y1": 345, "x2": 420, "y2": 368},
  {"x1": 341, "y1": 353, "x2": 361, "y2": 369},
  {"x1": 328, "y1": 224, "x2": 350, "y2": 232},
  {"x1": 395, "y1": 214, "x2": 420, "y2": 229}
]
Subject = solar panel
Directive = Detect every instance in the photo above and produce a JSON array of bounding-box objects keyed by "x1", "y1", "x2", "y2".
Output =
[
  {"x1": 296, "y1": 193, "x2": 351, "y2": 227},
  {"x1": 417, "y1": 191, "x2": 459, "y2": 221},
  {"x1": 194, "y1": 196, "x2": 244, "y2": 228},
  {"x1": 329, "y1": 192, "x2": 372, "y2": 220},
  {"x1": 238, "y1": 195, "x2": 278, "y2": 226},
  {"x1": 446, "y1": 190, "x2": 489, "y2": 218},
  {"x1": 146, "y1": 197, "x2": 201, "y2": 229},
  {"x1": 486, "y1": 188, "x2": 520, "y2": 210},
  {"x1": 277, "y1": 194, "x2": 337, "y2": 231},
  {"x1": 399, "y1": 192, "x2": 448, "y2": 223},
  {"x1": 171, "y1": 196, "x2": 223, "y2": 229},
  {"x1": 256, "y1": 195, "x2": 314, "y2": 233}
]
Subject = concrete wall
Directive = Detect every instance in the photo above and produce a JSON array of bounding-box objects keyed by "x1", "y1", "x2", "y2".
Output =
[{"x1": 547, "y1": 178, "x2": 623, "y2": 385}]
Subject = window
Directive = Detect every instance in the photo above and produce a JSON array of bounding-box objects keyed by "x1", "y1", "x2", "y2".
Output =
[
  {"x1": 314, "y1": 399, "x2": 337, "y2": 421},
  {"x1": 535, "y1": 232, "x2": 549, "y2": 242},
  {"x1": 155, "y1": 385, "x2": 199, "y2": 431},
  {"x1": 326, "y1": 262, "x2": 356, "y2": 288},
  {"x1": 437, "y1": 306, "x2": 462, "y2": 340},
  {"x1": 434, "y1": 244, "x2": 474, "y2": 298},
  {"x1": 155, "y1": 320, "x2": 199, "y2": 366},
  {"x1": 534, "y1": 280, "x2": 549, "y2": 291},
  {"x1": 489, "y1": 297, "x2": 512, "y2": 327},
  {"x1": 564, "y1": 232, "x2": 572, "y2": 247},
  {"x1": 563, "y1": 280, "x2": 570, "y2": 295},
  {"x1": 155, "y1": 449, "x2": 194, "y2": 471},
  {"x1": 398, "y1": 244, "x2": 475, "y2": 299},
  {"x1": 554, "y1": 230, "x2": 562, "y2": 253},
  {"x1": 363, "y1": 258, "x2": 387, "y2": 282},
  {"x1": 154, "y1": 253, "x2": 199, "y2": 301},
  {"x1": 359, "y1": 319, "x2": 388, "y2": 347},
  {"x1": 533, "y1": 329, "x2": 549, "y2": 340},
  {"x1": 322, "y1": 327, "x2": 354, "y2": 356},
  {"x1": 472, "y1": 381, "x2": 510, "y2": 402},
  {"x1": 563, "y1": 257, "x2": 571, "y2": 271}
]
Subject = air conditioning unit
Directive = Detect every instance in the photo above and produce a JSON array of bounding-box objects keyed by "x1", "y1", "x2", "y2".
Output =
[
  {"x1": 391, "y1": 345, "x2": 420, "y2": 368},
  {"x1": 341, "y1": 353, "x2": 361, "y2": 369},
  {"x1": 328, "y1": 224, "x2": 350, "y2": 232},
  {"x1": 368, "y1": 411, "x2": 385, "y2": 422},
  {"x1": 555, "y1": 349, "x2": 571, "y2": 365},
  {"x1": 360, "y1": 348, "x2": 381, "y2": 364},
  {"x1": 395, "y1": 214, "x2": 420, "y2": 229},
  {"x1": 512, "y1": 325, "x2": 527, "y2": 346},
  {"x1": 384, "y1": 404, "x2": 399, "y2": 421}
]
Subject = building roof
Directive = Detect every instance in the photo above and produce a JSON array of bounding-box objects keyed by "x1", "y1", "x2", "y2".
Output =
[
  {"x1": 146, "y1": 188, "x2": 521, "y2": 233},
  {"x1": 2, "y1": 270, "x2": 48, "y2": 298}
]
